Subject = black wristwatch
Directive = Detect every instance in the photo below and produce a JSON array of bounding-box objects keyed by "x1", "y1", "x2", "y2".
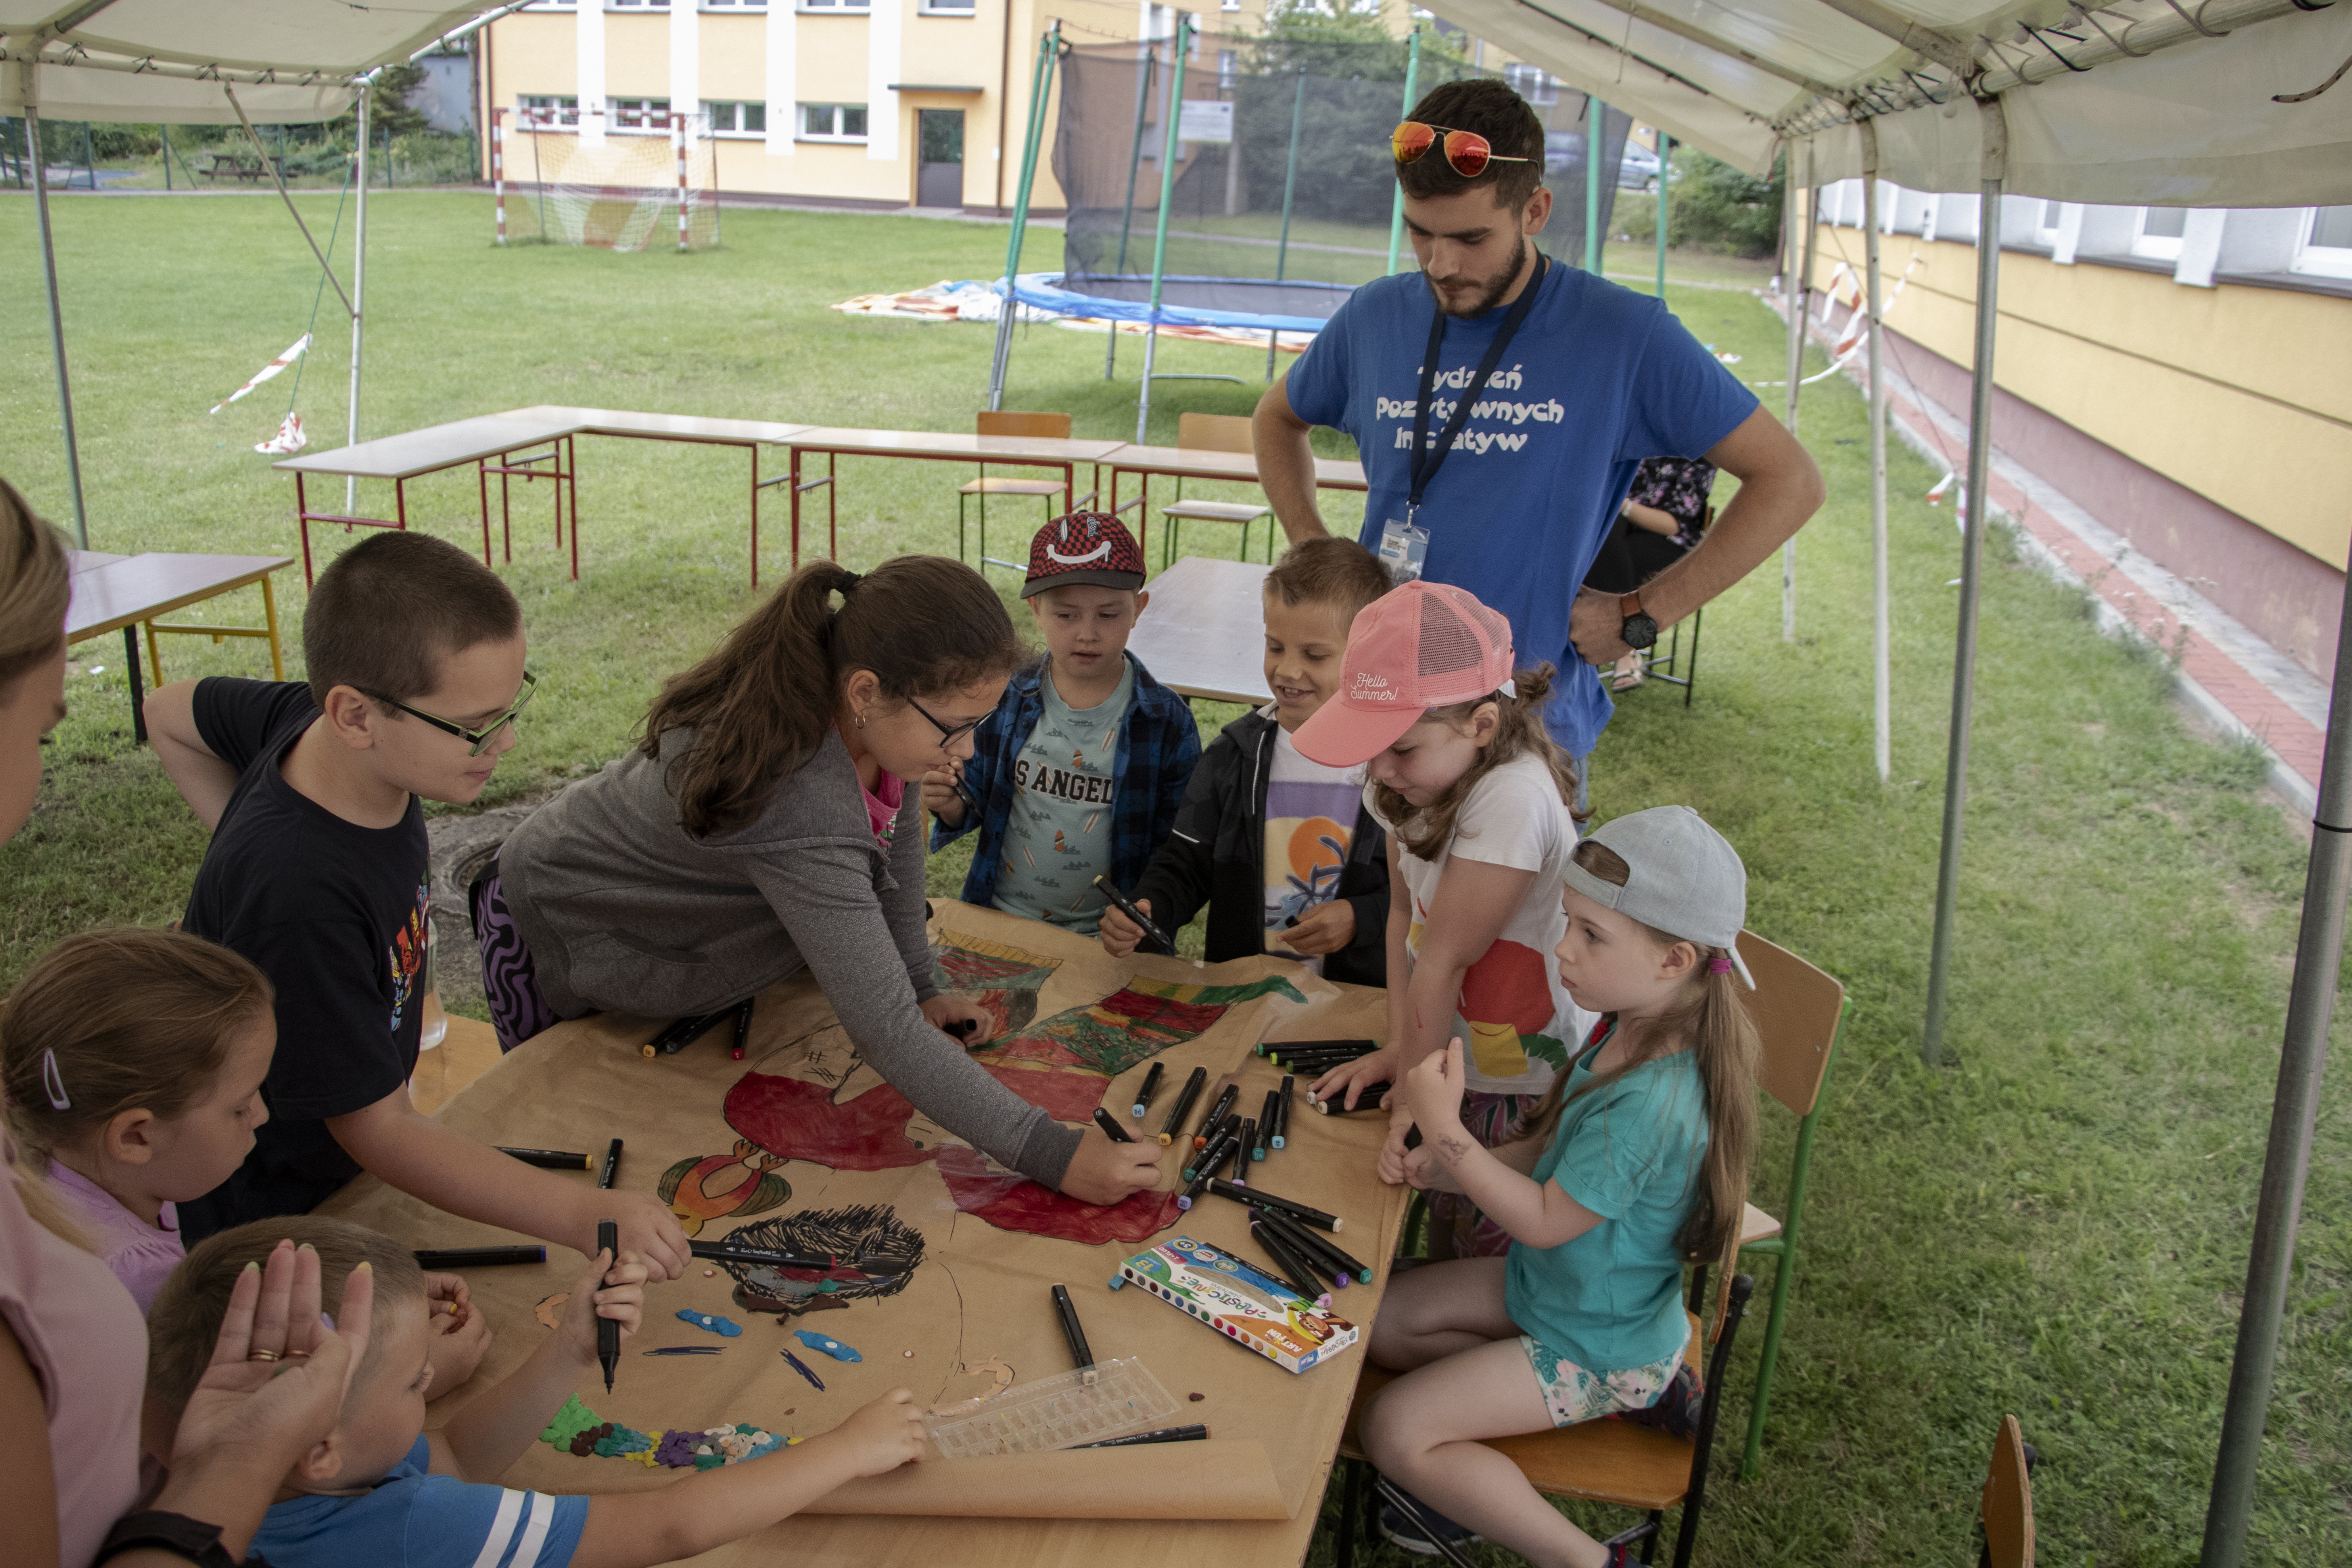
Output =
[
  {"x1": 95, "y1": 1512, "x2": 243, "y2": 1568},
  {"x1": 1619, "y1": 592, "x2": 1659, "y2": 651}
]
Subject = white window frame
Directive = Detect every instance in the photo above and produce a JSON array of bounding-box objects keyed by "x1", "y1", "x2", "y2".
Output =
[
  {"x1": 703, "y1": 100, "x2": 767, "y2": 135},
  {"x1": 2033, "y1": 199, "x2": 2066, "y2": 248},
  {"x1": 2131, "y1": 205, "x2": 2187, "y2": 261},
  {"x1": 799, "y1": 102, "x2": 869, "y2": 142},
  {"x1": 703, "y1": 0, "x2": 767, "y2": 7},
  {"x1": 517, "y1": 94, "x2": 579, "y2": 128},
  {"x1": 2290, "y1": 205, "x2": 2352, "y2": 279},
  {"x1": 917, "y1": 0, "x2": 975, "y2": 12},
  {"x1": 798, "y1": 0, "x2": 870, "y2": 11},
  {"x1": 607, "y1": 98, "x2": 673, "y2": 133},
  {"x1": 609, "y1": 0, "x2": 670, "y2": 8}
]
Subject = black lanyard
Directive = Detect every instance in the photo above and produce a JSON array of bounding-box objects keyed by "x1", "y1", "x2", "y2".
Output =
[{"x1": 1406, "y1": 253, "x2": 1549, "y2": 519}]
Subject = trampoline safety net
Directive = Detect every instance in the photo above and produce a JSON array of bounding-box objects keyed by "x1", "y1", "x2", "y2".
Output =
[{"x1": 1052, "y1": 32, "x2": 1631, "y2": 330}]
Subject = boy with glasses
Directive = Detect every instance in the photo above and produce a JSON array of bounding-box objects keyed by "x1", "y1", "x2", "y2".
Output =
[
  {"x1": 144, "y1": 532, "x2": 691, "y2": 1311},
  {"x1": 924, "y1": 512, "x2": 1199, "y2": 937}
]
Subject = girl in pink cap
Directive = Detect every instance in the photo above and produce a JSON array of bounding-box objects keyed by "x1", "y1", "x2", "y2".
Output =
[{"x1": 1292, "y1": 580, "x2": 1593, "y2": 1258}]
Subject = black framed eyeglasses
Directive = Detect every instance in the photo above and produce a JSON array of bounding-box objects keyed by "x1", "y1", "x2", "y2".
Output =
[
  {"x1": 907, "y1": 693, "x2": 989, "y2": 748},
  {"x1": 366, "y1": 670, "x2": 537, "y2": 757}
]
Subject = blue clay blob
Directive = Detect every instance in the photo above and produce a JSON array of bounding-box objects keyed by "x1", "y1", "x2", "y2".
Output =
[
  {"x1": 676, "y1": 1309, "x2": 743, "y2": 1338},
  {"x1": 792, "y1": 1329, "x2": 863, "y2": 1362}
]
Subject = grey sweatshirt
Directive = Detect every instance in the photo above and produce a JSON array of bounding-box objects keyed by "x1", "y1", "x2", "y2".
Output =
[{"x1": 495, "y1": 727, "x2": 1082, "y2": 1189}]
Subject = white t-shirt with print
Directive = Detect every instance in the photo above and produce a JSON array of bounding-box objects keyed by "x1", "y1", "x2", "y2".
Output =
[
  {"x1": 1368, "y1": 750, "x2": 1593, "y2": 1096},
  {"x1": 1262, "y1": 718, "x2": 1366, "y2": 977}
]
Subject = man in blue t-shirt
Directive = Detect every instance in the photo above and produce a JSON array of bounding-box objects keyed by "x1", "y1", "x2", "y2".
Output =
[{"x1": 1255, "y1": 78, "x2": 1823, "y2": 785}]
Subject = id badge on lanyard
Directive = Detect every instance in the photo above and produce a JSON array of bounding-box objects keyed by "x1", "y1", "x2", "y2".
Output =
[{"x1": 1395, "y1": 255, "x2": 1547, "y2": 585}]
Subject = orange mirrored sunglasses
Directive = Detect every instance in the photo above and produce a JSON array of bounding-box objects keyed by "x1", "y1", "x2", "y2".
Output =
[{"x1": 1391, "y1": 121, "x2": 1533, "y2": 179}]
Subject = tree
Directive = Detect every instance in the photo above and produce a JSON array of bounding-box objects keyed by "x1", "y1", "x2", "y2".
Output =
[{"x1": 366, "y1": 62, "x2": 431, "y2": 137}]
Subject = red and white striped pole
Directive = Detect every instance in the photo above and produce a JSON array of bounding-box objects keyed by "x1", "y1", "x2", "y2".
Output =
[
  {"x1": 491, "y1": 108, "x2": 507, "y2": 246},
  {"x1": 675, "y1": 113, "x2": 690, "y2": 251}
]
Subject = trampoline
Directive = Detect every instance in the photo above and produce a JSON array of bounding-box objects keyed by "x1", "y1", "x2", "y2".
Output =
[{"x1": 985, "y1": 24, "x2": 1633, "y2": 439}]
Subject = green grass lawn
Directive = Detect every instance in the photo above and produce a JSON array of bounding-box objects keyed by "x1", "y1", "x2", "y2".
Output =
[{"x1": 2, "y1": 190, "x2": 2345, "y2": 1564}]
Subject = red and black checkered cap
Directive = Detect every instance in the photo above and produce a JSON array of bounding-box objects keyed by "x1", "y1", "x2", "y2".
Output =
[{"x1": 1022, "y1": 511, "x2": 1147, "y2": 599}]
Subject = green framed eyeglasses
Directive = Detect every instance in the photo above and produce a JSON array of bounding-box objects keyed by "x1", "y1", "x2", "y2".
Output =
[{"x1": 366, "y1": 670, "x2": 538, "y2": 757}]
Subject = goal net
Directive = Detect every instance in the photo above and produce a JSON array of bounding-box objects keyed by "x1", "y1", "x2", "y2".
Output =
[{"x1": 498, "y1": 109, "x2": 718, "y2": 251}]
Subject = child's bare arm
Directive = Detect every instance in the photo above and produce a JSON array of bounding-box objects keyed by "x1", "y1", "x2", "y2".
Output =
[
  {"x1": 327, "y1": 1087, "x2": 689, "y2": 1279},
  {"x1": 1404, "y1": 1042, "x2": 1602, "y2": 1250},
  {"x1": 431, "y1": 1250, "x2": 646, "y2": 1482},
  {"x1": 567, "y1": 1391, "x2": 927, "y2": 1568},
  {"x1": 142, "y1": 680, "x2": 240, "y2": 831}
]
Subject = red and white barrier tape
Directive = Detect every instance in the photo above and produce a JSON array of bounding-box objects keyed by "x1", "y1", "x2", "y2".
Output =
[{"x1": 207, "y1": 334, "x2": 311, "y2": 415}]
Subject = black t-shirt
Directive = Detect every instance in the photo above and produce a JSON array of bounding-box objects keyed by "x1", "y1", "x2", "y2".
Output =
[{"x1": 176, "y1": 679, "x2": 430, "y2": 1245}]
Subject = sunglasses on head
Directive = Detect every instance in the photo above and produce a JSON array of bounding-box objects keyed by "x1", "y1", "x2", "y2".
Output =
[{"x1": 1392, "y1": 121, "x2": 1534, "y2": 180}]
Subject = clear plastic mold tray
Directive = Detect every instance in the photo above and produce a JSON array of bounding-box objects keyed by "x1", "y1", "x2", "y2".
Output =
[{"x1": 921, "y1": 1357, "x2": 1179, "y2": 1457}]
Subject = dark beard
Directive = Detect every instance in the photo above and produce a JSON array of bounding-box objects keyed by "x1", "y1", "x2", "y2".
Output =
[{"x1": 1427, "y1": 234, "x2": 1528, "y2": 319}]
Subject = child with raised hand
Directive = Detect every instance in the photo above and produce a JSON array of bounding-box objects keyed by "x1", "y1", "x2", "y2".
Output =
[
  {"x1": 1100, "y1": 537, "x2": 1395, "y2": 983},
  {"x1": 1291, "y1": 580, "x2": 1593, "y2": 1257},
  {"x1": 147, "y1": 1217, "x2": 928, "y2": 1568},
  {"x1": 144, "y1": 531, "x2": 690, "y2": 1276},
  {"x1": 1361, "y1": 807, "x2": 1759, "y2": 1566},
  {"x1": 0, "y1": 927, "x2": 490, "y2": 1382},
  {"x1": 925, "y1": 512, "x2": 1200, "y2": 937}
]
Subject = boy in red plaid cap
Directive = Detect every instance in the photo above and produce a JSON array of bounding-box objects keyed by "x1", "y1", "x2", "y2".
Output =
[{"x1": 923, "y1": 513, "x2": 1200, "y2": 935}]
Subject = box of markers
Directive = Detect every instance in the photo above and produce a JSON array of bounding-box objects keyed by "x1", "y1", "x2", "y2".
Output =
[{"x1": 1112, "y1": 1235, "x2": 1357, "y2": 1374}]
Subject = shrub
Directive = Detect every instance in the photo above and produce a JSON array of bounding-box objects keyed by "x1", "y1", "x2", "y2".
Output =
[{"x1": 1663, "y1": 145, "x2": 1784, "y2": 257}]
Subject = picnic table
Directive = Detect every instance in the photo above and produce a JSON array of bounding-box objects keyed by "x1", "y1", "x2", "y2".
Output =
[
  {"x1": 65, "y1": 550, "x2": 294, "y2": 742},
  {"x1": 1128, "y1": 557, "x2": 1277, "y2": 708},
  {"x1": 196, "y1": 150, "x2": 283, "y2": 184}
]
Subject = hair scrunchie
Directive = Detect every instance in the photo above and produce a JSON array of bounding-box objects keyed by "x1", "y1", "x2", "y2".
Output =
[
  {"x1": 1707, "y1": 957, "x2": 1734, "y2": 975},
  {"x1": 836, "y1": 571, "x2": 863, "y2": 593}
]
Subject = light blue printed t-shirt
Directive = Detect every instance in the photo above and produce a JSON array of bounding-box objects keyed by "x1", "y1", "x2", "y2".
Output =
[
  {"x1": 1505, "y1": 1023, "x2": 1710, "y2": 1372},
  {"x1": 251, "y1": 1435, "x2": 588, "y2": 1568},
  {"x1": 1283, "y1": 264, "x2": 1758, "y2": 755},
  {"x1": 992, "y1": 656, "x2": 1135, "y2": 934}
]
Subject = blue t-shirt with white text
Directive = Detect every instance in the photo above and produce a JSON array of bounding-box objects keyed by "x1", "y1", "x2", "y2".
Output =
[
  {"x1": 251, "y1": 1435, "x2": 589, "y2": 1568},
  {"x1": 1283, "y1": 264, "x2": 1757, "y2": 754}
]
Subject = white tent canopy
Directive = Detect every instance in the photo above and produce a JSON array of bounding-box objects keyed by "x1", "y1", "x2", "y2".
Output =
[
  {"x1": 1423, "y1": 0, "x2": 2352, "y2": 203},
  {"x1": 0, "y1": 0, "x2": 503, "y2": 122}
]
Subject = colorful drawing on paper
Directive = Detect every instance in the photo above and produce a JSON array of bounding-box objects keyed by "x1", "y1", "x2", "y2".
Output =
[
  {"x1": 706, "y1": 1205, "x2": 925, "y2": 1313},
  {"x1": 718, "y1": 930, "x2": 1306, "y2": 1244},
  {"x1": 658, "y1": 1138, "x2": 792, "y2": 1237},
  {"x1": 539, "y1": 1392, "x2": 798, "y2": 1471}
]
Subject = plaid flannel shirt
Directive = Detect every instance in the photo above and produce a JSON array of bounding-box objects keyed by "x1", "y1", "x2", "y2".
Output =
[{"x1": 930, "y1": 653, "x2": 1202, "y2": 912}]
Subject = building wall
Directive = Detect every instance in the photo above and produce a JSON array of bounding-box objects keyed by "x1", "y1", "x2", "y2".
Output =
[{"x1": 1806, "y1": 200, "x2": 2352, "y2": 678}]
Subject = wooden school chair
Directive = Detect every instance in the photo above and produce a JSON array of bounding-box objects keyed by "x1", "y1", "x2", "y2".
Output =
[
  {"x1": 1728, "y1": 928, "x2": 1847, "y2": 1481},
  {"x1": 1980, "y1": 1415, "x2": 2036, "y2": 1568},
  {"x1": 1157, "y1": 413, "x2": 1273, "y2": 570},
  {"x1": 1324, "y1": 1264, "x2": 1759, "y2": 1568},
  {"x1": 957, "y1": 410, "x2": 1083, "y2": 573},
  {"x1": 1640, "y1": 506, "x2": 1714, "y2": 708}
]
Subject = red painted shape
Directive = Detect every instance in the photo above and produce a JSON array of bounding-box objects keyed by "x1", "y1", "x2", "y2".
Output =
[
  {"x1": 724, "y1": 1072, "x2": 930, "y2": 1172},
  {"x1": 934, "y1": 1144, "x2": 1184, "y2": 1245}
]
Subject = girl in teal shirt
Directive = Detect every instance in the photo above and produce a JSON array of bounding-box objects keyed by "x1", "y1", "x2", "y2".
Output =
[{"x1": 1363, "y1": 806, "x2": 1760, "y2": 1568}]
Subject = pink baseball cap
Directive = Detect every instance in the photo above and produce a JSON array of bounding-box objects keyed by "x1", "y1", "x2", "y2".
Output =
[{"x1": 1293, "y1": 580, "x2": 1517, "y2": 767}]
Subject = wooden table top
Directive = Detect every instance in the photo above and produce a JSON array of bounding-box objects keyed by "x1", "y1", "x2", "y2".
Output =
[
  {"x1": 66, "y1": 553, "x2": 293, "y2": 643},
  {"x1": 1104, "y1": 445, "x2": 1368, "y2": 492},
  {"x1": 508, "y1": 405, "x2": 814, "y2": 446},
  {"x1": 781, "y1": 427, "x2": 1130, "y2": 463},
  {"x1": 1130, "y1": 556, "x2": 1276, "y2": 708},
  {"x1": 272, "y1": 412, "x2": 585, "y2": 480}
]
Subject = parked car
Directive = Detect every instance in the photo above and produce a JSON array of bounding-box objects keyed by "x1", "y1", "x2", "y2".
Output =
[{"x1": 1542, "y1": 131, "x2": 1670, "y2": 193}]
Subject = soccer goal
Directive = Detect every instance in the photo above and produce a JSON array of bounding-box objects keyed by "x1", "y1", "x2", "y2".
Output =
[{"x1": 494, "y1": 107, "x2": 719, "y2": 251}]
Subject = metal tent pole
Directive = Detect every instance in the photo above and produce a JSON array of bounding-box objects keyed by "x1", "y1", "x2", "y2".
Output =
[
  {"x1": 1108, "y1": 45, "x2": 1157, "y2": 381},
  {"x1": 2199, "y1": 568, "x2": 2352, "y2": 1567},
  {"x1": 1267, "y1": 63, "x2": 1306, "y2": 383},
  {"x1": 1777, "y1": 142, "x2": 1805, "y2": 647},
  {"x1": 1862, "y1": 126, "x2": 1890, "y2": 781},
  {"x1": 348, "y1": 85, "x2": 370, "y2": 513},
  {"x1": 1384, "y1": 27, "x2": 1420, "y2": 276},
  {"x1": 161, "y1": 122, "x2": 171, "y2": 190},
  {"x1": 1584, "y1": 96, "x2": 1603, "y2": 274},
  {"x1": 1135, "y1": 13, "x2": 1191, "y2": 445},
  {"x1": 1653, "y1": 132, "x2": 1668, "y2": 296},
  {"x1": 20, "y1": 103, "x2": 88, "y2": 551},
  {"x1": 988, "y1": 25, "x2": 1057, "y2": 412},
  {"x1": 1920, "y1": 97, "x2": 2007, "y2": 1066}
]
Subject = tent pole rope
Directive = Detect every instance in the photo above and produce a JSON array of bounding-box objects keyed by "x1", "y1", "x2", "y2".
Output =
[
  {"x1": 20, "y1": 100, "x2": 88, "y2": 550},
  {"x1": 1653, "y1": 131, "x2": 1669, "y2": 296},
  {"x1": 1585, "y1": 95, "x2": 1603, "y2": 274},
  {"x1": 1921, "y1": 94, "x2": 2006, "y2": 1067},
  {"x1": 224, "y1": 84, "x2": 355, "y2": 322},
  {"x1": 1385, "y1": 26, "x2": 1420, "y2": 276},
  {"x1": 1136, "y1": 12, "x2": 1191, "y2": 445},
  {"x1": 2197, "y1": 505, "x2": 2352, "y2": 1568},
  {"x1": 1107, "y1": 45, "x2": 1157, "y2": 381},
  {"x1": 284, "y1": 161, "x2": 353, "y2": 416},
  {"x1": 1267, "y1": 62, "x2": 1307, "y2": 384},
  {"x1": 347, "y1": 84, "x2": 369, "y2": 512},
  {"x1": 1862, "y1": 123, "x2": 1890, "y2": 782},
  {"x1": 1778, "y1": 139, "x2": 1802, "y2": 641},
  {"x1": 988, "y1": 24, "x2": 1057, "y2": 413}
]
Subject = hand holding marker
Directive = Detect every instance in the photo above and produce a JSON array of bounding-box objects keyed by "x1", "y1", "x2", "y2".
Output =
[{"x1": 596, "y1": 1219, "x2": 620, "y2": 1393}]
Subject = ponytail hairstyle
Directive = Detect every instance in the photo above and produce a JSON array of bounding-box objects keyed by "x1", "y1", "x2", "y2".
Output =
[
  {"x1": 1506, "y1": 839, "x2": 1758, "y2": 1263},
  {"x1": 0, "y1": 476, "x2": 71, "y2": 695},
  {"x1": 1, "y1": 928, "x2": 276, "y2": 1165},
  {"x1": 1373, "y1": 662, "x2": 1585, "y2": 863},
  {"x1": 643, "y1": 555, "x2": 1024, "y2": 837}
]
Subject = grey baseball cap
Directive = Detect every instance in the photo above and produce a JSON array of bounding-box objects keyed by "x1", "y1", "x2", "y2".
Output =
[{"x1": 1563, "y1": 805, "x2": 1755, "y2": 989}]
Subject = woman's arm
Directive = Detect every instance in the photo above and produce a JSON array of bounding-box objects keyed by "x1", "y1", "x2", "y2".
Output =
[
  {"x1": 1622, "y1": 499, "x2": 1683, "y2": 537},
  {"x1": 2, "y1": 1321, "x2": 61, "y2": 1568}
]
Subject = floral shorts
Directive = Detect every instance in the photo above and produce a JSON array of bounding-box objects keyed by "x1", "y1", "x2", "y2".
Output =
[{"x1": 1519, "y1": 1326, "x2": 1688, "y2": 1429}]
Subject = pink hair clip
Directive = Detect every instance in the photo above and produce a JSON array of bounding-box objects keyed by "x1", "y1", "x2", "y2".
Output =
[{"x1": 1707, "y1": 957, "x2": 1735, "y2": 975}]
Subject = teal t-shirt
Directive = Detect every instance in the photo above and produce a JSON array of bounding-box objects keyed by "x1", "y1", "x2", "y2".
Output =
[
  {"x1": 991, "y1": 656, "x2": 1134, "y2": 934},
  {"x1": 1504, "y1": 1022, "x2": 1709, "y2": 1372}
]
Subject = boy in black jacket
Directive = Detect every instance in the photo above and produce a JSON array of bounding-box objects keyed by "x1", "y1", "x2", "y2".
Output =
[{"x1": 1100, "y1": 538, "x2": 1393, "y2": 985}]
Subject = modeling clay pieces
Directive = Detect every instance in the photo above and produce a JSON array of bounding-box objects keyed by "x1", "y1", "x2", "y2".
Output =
[
  {"x1": 534, "y1": 1293, "x2": 570, "y2": 1329},
  {"x1": 792, "y1": 1329, "x2": 861, "y2": 1362},
  {"x1": 539, "y1": 1395, "x2": 795, "y2": 1472},
  {"x1": 677, "y1": 1309, "x2": 742, "y2": 1337}
]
